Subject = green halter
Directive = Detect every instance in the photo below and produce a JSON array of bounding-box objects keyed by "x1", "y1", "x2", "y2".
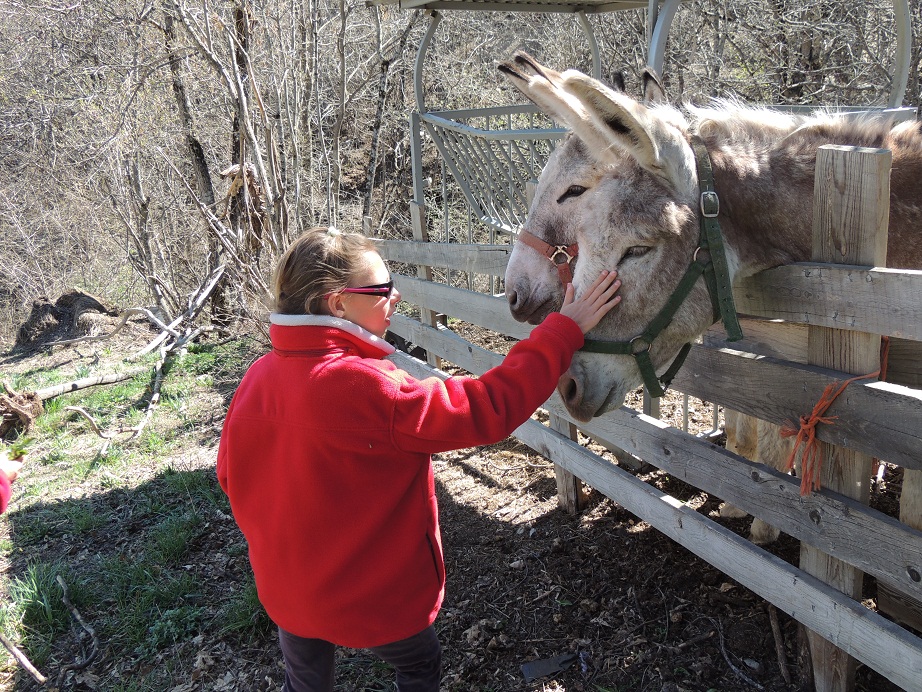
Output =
[{"x1": 579, "y1": 136, "x2": 743, "y2": 397}]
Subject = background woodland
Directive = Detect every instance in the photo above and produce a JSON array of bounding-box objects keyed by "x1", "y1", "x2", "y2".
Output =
[{"x1": 1, "y1": 0, "x2": 920, "y2": 342}]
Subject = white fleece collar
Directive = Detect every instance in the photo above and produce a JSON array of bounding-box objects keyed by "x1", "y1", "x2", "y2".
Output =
[{"x1": 269, "y1": 313, "x2": 396, "y2": 355}]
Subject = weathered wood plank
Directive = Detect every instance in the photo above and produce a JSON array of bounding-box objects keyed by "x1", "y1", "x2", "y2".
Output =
[
  {"x1": 378, "y1": 238, "x2": 922, "y2": 339},
  {"x1": 705, "y1": 320, "x2": 922, "y2": 388},
  {"x1": 377, "y1": 239, "x2": 511, "y2": 277},
  {"x1": 385, "y1": 318, "x2": 922, "y2": 603},
  {"x1": 395, "y1": 274, "x2": 531, "y2": 339},
  {"x1": 735, "y1": 264, "x2": 922, "y2": 340},
  {"x1": 673, "y1": 346, "x2": 922, "y2": 472}
]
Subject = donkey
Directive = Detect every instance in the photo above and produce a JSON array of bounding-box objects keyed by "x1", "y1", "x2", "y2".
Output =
[{"x1": 498, "y1": 51, "x2": 922, "y2": 423}]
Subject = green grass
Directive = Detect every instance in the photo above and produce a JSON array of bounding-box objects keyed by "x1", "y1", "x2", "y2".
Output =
[
  {"x1": 150, "y1": 509, "x2": 204, "y2": 564},
  {"x1": 0, "y1": 337, "x2": 265, "y2": 683},
  {"x1": 218, "y1": 577, "x2": 272, "y2": 637},
  {"x1": 1, "y1": 561, "x2": 87, "y2": 668}
]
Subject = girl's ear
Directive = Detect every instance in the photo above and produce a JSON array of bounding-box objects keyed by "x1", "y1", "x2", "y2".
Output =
[{"x1": 324, "y1": 292, "x2": 347, "y2": 318}]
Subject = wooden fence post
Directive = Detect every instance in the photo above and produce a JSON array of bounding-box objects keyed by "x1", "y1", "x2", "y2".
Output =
[{"x1": 802, "y1": 145, "x2": 891, "y2": 692}]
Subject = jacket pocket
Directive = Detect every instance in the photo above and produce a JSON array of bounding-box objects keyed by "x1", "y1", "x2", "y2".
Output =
[{"x1": 425, "y1": 533, "x2": 444, "y2": 585}]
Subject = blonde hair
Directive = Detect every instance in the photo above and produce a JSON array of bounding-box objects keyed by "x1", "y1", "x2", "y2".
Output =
[{"x1": 273, "y1": 226, "x2": 378, "y2": 314}]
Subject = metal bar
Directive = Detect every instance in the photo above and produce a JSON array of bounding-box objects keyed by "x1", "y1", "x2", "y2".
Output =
[
  {"x1": 421, "y1": 112, "x2": 566, "y2": 140},
  {"x1": 577, "y1": 11, "x2": 601, "y2": 79},
  {"x1": 414, "y1": 11, "x2": 441, "y2": 113},
  {"x1": 410, "y1": 111, "x2": 426, "y2": 205},
  {"x1": 890, "y1": 0, "x2": 912, "y2": 108},
  {"x1": 648, "y1": 0, "x2": 681, "y2": 75}
]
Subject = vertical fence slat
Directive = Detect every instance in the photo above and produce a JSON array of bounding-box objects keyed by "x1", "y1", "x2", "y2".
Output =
[{"x1": 802, "y1": 144, "x2": 891, "y2": 692}]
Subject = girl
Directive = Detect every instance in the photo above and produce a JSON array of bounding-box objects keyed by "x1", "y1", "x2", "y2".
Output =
[{"x1": 217, "y1": 227, "x2": 621, "y2": 691}]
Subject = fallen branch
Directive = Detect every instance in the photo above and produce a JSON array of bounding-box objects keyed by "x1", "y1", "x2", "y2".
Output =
[
  {"x1": 55, "y1": 575, "x2": 99, "y2": 688},
  {"x1": 119, "y1": 344, "x2": 166, "y2": 443},
  {"x1": 715, "y1": 617, "x2": 764, "y2": 690},
  {"x1": 36, "y1": 367, "x2": 147, "y2": 401},
  {"x1": 0, "y1": 632, "x2": 47, "y2": 684},
  {"x1": 128, "y1": 265, "x2": 225, "y2": 362}
]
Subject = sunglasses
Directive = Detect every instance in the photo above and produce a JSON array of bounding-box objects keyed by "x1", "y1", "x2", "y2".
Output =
[{"x1": 339, "y1": 278, "x2": 395, "y2": 299}]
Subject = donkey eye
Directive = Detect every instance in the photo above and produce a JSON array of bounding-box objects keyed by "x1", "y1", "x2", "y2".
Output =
[
  {"x1": 556, "y1": 185, "x2": 587, "y2": 203},
  {"x1": 619, "y1": 246, "x2": 652, "y2": 264}
]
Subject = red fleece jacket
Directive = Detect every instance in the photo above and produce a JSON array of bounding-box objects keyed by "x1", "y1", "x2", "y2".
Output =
[
  {"x1": 217, "y1": 312, "x2": 583, "y2": 648},
  {"x1": 0, "y1": 473, "x2": 10, "y2": 514}
]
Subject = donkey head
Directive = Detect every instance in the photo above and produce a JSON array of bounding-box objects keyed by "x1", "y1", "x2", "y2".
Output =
[{"x1": 499, "y1": 52, "x2": 721, "y2": 420}]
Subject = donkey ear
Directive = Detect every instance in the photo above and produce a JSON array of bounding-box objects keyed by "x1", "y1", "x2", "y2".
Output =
[
  {"x1": 500, "y1": 53, "x2": 694, "y2": 195},
  {"x1": 498, "y1": 52, "x2": 635, "y2": 166},
  {"x1": 641, "y1": 67, "x2": 667, "y2": 104},
  {"x1": 609, "y1": 71, "x2": 626, "y2": 94}
]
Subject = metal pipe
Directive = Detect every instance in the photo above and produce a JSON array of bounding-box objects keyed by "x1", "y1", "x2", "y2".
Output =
[
  {"x1": 648, "y1": 0, "x2": 681, "y2": 76},
  {"x1": 890, "y1": 0, "x2": 912, "y2": 108},
  {"x1": 414, "y1": 11, "x2": 441, "y2": 114},
  {"x1": 577, "y1": 11, "x2": 601, "y2": 79},
  {"x1": 646, "y1": 0, "x2": 659, "y2": 51}
]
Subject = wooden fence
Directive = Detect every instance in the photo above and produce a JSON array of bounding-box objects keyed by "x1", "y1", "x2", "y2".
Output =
[{"x1": 376, "y1": 145, "x2": 922, "y2": 691}]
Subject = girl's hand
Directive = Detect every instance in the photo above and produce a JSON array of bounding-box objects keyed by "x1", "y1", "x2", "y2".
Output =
[
  {"x1": 0, "y1": 449, "x2": 22, "y2": 484},
  {"x1": 559, "y1": 270, "x2": 622, "y2": 335}
]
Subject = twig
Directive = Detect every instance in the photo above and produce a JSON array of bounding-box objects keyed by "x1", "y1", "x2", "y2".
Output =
[
  {"x1": 56, "y1": 575, "x2": 99, "y2": 687},
  {"x1": 64, "y1": 406, "x2": 116, "y2": 455},
  {"x1": 0, "y1": 631, "x2": 47, "y2": 684},
  {"x1": 715, "y1": 617, "x2": 764, "y2": 690},
  {"x1": 767, "y1": 604, "x2": 792, "y2": 684},
  {"x1": 64, "y1": 407, "x2": 115, "y2": 441}
]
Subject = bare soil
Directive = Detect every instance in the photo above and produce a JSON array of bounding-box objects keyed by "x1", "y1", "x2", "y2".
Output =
[{"x1": 0, "y1": 322, "x2": 910, "y2": 692}]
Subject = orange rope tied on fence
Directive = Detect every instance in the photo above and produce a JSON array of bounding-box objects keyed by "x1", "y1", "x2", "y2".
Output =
[{"x1": 781, "y1": 337, "x2": 890, "y2": 496}]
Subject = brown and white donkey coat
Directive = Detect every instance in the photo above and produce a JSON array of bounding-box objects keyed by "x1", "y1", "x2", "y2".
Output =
[{"x1": 499, "y1": 52, "x2": 922, "y2": 425}]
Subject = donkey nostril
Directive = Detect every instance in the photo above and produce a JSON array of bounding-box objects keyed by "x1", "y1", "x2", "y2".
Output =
[
  {"x1": 559, "y1": 373, "x2": 580, "y2": 405},
  {"x1": 506, "y1": 289, "x2": 519, "y2": 309}
]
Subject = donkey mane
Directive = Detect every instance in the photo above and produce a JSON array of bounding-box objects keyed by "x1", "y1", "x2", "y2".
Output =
[{"x1": 684, "y1": 100, "x2": 922, "y2": 151}]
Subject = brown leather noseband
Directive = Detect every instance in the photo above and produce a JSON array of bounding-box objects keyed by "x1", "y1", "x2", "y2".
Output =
[{"x1": 515, "y1": 230, "x2": 579, "y2": 285}]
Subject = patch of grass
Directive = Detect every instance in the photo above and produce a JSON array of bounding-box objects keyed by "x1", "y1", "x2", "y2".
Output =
[
  {"x1": 218, "y1": 577, "x2": 272, "y2": 637},
  {"x1": 97, "y1": 555, "x2": 203, "y2": 653},
  {"x1": 162, "y1": 467, "x2": 225, "y2": 511},
  {"x1": 150, "y1": 509, "x2": 204, "y2": 564},
  {"x1": 60, "y1": 500, "x2": 108, "y2": 534},
  {"x1": 137, "y1": 604, "x2": 204, "y2": 656},
  {"x1": 1, "y1": 561, "x2": 86, "y2": 668}
]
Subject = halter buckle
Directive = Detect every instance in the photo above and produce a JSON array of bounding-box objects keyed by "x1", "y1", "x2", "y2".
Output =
[
  {"x1": 700, "y1": 190, "x2": 719, "y2": 218},
  {"x1": 550, "y1": 246, "x2": 575, "y2": 265},
  {"x1": 630, "y1": 336, "x2": 652, "y2": 355}
]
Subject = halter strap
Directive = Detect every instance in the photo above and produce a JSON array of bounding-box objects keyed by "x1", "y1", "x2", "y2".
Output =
[
  {"x1": 580, "y1": 136, "x2": 742, "y2": 397},
  {"x1": 516, "y1": 230, "x2": 579, "y2": 285}
]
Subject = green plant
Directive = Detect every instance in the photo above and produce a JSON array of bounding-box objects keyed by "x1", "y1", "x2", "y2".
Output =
[
  {"x1": 6, "y1": 435, "x2": 34, "y2": 460},
  {"x1": 136, "y1": 605, "x2": 203, "y2": 656}
]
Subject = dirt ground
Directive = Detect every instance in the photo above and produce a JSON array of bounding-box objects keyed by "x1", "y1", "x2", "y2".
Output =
[{"x1": 0, "y1": 319, "x2": 911, "y2": 692}]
